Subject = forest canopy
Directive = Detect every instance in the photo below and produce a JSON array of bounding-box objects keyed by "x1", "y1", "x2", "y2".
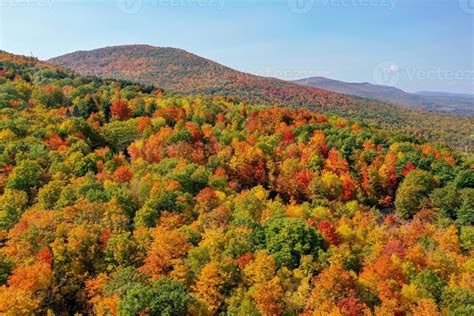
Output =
[{"x1": 0, "y1": 51, "x2": 473, "y2": 315}]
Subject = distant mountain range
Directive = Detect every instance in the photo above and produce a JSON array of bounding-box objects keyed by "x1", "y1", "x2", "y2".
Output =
[
  {"x1": 47, "y1": 45, "x2": 474, "y2": 150},
  {"x1": 293, "y1": 77, "x2": 474, "y2": 116}
]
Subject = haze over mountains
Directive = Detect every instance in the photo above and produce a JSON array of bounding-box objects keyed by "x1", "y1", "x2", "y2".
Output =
[
  {"x1": 293, "y1": 77, "x2": 474, "y2": 116},
  {"x1": 48, "y1": 45, "x2": 474, "y2": 150}
]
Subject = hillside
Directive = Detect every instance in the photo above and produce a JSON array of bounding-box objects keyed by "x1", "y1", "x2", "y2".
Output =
[
  {"x1": 48, "y1": 45, "x2": 474, "y2": 151},
  {"x1": 293, "y1": 77, "x2": 474, "y2": 116},
  {"x1": 1, "y1": 51, "x2": 473, "y2": 315}
]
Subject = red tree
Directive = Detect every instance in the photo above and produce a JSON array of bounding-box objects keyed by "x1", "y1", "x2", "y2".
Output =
[{"x1": 111, "y1": 99, "x2": 131, "y2": 120}]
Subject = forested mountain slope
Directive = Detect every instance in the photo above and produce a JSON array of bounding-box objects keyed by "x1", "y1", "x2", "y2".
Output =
[
  {"x1": 0, "y1": 51, "x2": 473, "y2": 315},
  {"x1": 48, "y1": 45, "x2": 474, "y2": 151}
]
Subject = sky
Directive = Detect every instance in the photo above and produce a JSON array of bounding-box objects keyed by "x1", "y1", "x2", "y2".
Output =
[{"x1": 0, "y1": 0, "x2": 473, "y2": 94}]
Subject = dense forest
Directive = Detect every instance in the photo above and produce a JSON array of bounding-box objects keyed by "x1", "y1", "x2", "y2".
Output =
[
  {"x1": 49, "y1": 45, "x2": 474, "y2": 152},
  {"x1": 0, "y1": 51, "x2": 473, "y2": 315}
]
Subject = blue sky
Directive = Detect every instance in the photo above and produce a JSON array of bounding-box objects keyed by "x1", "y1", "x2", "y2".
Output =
[{"x1": 1, "y1": 0, "x2": 473, "y2": 93}]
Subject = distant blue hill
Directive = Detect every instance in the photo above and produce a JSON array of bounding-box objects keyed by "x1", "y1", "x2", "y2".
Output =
[{"x1": 294, "y1": 77, "x2": 473, "y2": 116}]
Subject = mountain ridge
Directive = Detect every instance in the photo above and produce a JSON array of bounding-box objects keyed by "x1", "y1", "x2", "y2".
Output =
[
  {"x1": 47, "y1": 45, "x2": 474, "y2": 151},
  {"x1": 293, "y1": 76, "x2": 474, "y2": 116}
]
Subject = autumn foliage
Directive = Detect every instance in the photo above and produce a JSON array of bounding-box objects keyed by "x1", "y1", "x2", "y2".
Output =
[{"x1": 0, "y1": 51, "x2": 473, "y2": 315}]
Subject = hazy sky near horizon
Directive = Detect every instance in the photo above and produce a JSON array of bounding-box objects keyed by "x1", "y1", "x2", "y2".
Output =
[{"x1": 1, "y1": 0, "x2": 473, "y2": 94}]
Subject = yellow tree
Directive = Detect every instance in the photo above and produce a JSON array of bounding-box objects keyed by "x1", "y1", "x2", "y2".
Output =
[
  {"x1": 193, "y1": 262, "x2": 225, "y2": 314},
  {"x1": 140, "y1": 226, "x2": 191, "y2": 281}
]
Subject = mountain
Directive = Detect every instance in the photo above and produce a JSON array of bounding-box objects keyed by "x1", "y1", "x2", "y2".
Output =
[
  {"x1": 48, "y1": 45, "x2": 473, "y2": 151},
  {"x1": 293, "y1": 77, "x2": 474, "y2": 116},
  {"x1": 416, "y1": 91, "x2": 474, "y2": 98},
  {"x1": 47, "y1": 45, "x2": 350, "y2": 106},
  {"x1": 413, "y1": 91, "x2": 474, "y2": 115}
]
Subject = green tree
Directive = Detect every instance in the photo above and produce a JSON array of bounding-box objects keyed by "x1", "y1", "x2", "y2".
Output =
[
  {"x1": 456, "y1": 188, "x2": 474, "y2": 226},
  {"x1": 118, "y1": 278, "x2": 189, "y2": 316},
  {"x1": 261, "y1": 216, "x2": 324, "y2": 268},
  {"x1": 440, "y1": 286, "x2": 474, "y2": 315},
  {"x1": 6, "y1": 160, "x2": 43, "y2": 192},
  {"x1": 100, "y1": 119, "x2": 139, "y2": 153},
  {"x1": 395, "y1": 169, "x2": 436, "y2": 219},
  {"x1": 413, "y1": 270, "x2": 445, "y2": 302},
  {"x1": 105, "y1": 267, "x2": 146, "y2": 297},
  {"x1": 33, "y1": 85, "x2": 65, "y2": 108},
  {"x1": 37, "y1": 180, "x2": 64, "y2": 209},
  {"x1": 0, "y1": 188, "x2": 28, "y2": 230},
  {"x1": 0, "y1": 255, "x2": 14, "y2": 285},
  {"x1": 431, "y1": 184, "x2": 459, "y2": 219},
  {"x1": 454, "y1": 169, "x2": 474, "y2": 189},
  {"x1": 460, "y1": 226, "x2": 474, "y2": 251}
]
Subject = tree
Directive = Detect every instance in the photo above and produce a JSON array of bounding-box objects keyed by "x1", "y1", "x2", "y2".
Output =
[
  {"x1": 251, "y1": 277, "x2": 285, "y2": 316},
  {"x1": 456, "y1": 188, "x2": 474, "y2": 226},
  {"x1": 75, "y1": 95, "x2": 99, "y2": 118},
  {"x1": 104, "y1": 233, "x2": 140, "y2": 268},
  {"x1": 262, "y1": 216, "x2": 324, "y2": 268},
  {"x1": 101, "y1": 119, "x2": 139, "y2": 152},
  {"x1": 229, "y1": 140, "x2": 267, "y2": 187},
  {"x1": 413, "y1": 270, "x2": 445, "y2": 303},
  {"x1": 118, "y1": 278, "x2": 189, "y2": 316},
  {"x1": 0, "y1": 255, "x2": 13, "y2": 286},
  {"x1": 310, "y1": 130, "x2": 328, "y2": 157},
  {"x1": 317, "y1": 220, "x2": 341, "y2": 246},
  {"x1": 440, "y1": 286, "x2": 474, "y2": 315},
  {"x1": 454, "y1": 169, "x2": 474, "y2": 189},
  {"x1": 114, "y1": 165, "x2": 133, "y2": 183},
  {"x1": 0, "y1": 188, "x2": 28, "y2": 230},
  {"x1": 310, "y1": 171, "x2": 343, "y2": 201},
  {"x1": 6, "y1": 160, "x2": 42, "y2": 193},
  {"x1": 243, "y1": 251, "x2": 276, "y2": 284},
  {"x1": 0, "y1": 261, "x2": 54, "y2": 314},
  {"x1": 410, "y1": 299, "x2": 441, "y2": 316},
  {"x1": 193, "y1": 262, "x2": 225, "y2": 313},
  {"x1": 395, "y1": 169, "x2": 436, "y2": 219},
  {"x1": 33, "y1": 84, "x2": 65, "y2": 108},
  {"x1": 325, "y1": 148, "x2": 349, "y2": 175},
  {"x1": 460, "y1": 226, "x2": 474, "y2": 251},
  {"x1": 306, "y1": 264, "x2": 359, "y2": 313},
  {"x1": 140, "y1": 227, "x2": 191, "y2": 280},
  {"x1": 111, "y1": 99, "x2": 131, "y2": 120},
  {"x1": 37, "y1": 180, "x2": 64, "y2": 210}
]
